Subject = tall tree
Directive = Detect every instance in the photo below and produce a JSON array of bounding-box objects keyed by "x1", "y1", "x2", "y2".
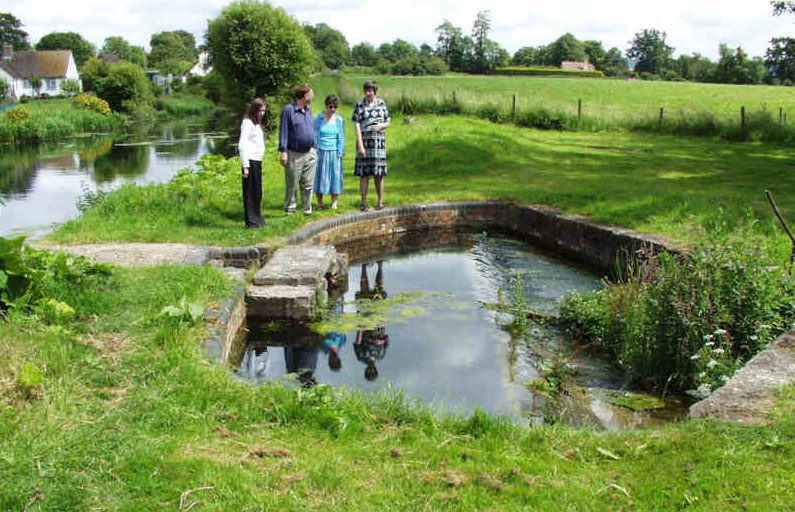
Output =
[
  {"x1": 0, "y1": 13, "x2": 30, "y2": 50},
  {"x1": 435, "y1": 20, "x2": 466, "y2": 71},
  {"x1": 626, "y1": 29, "x2": 674, "y2": 75},
  {"x1": 351, "y1": 42, "x2": 377, "y2": 66},
  {"x1": 766, "y1": 37, "x2": 795, "y2": 82},
  {"x1": 548, "y1": 33, "x2": 586, "y2": 66},
  {"x1": 101, "y1": 36, "x2": 147, "y2": 67},
  {"x1": 303, "y1": 23, "x2": 350, "y2": 69},
  {"x1": 601, "y1": 47, "x2": 629, "y2": 76},
  {"x1": 583, "y1": 40, "x2": 605, "y2": 68},
  {"x1": 36, "y1": 32, "x2": 95, "y2": 67},
  {"x1": 149, "y1": 30, "x2": 197, "y2": 75},
  {"x1": 391, "y1": 39, "x2": 419, "y2": 60},
  {"x1": 206, "y1": 0, "x2": 314, "y2": 110},
  {"x1": 471, "y1": 10, "x2": 491, "y2": 73}
]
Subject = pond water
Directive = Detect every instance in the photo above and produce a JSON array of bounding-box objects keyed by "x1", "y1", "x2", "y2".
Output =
[
  {"x1": 236, "y1": 234, "x2": 689, "y2": 429},
  {"x1": 0, "y1": 117, "x2": 233, "y2": 239}
]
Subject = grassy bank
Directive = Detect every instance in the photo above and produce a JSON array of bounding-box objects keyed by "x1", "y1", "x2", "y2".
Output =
[
  {"x1": 2, "y1": 251, "x2": 794, "y2": 510},
  {"x1": 0, "y1": 98, "x2": 121, "y2": 144},
  {"x1": 325, "y1": 74, "x2": 795, "y2": 141},
  {"x1": 154, "y1": 93, "x2": 216, "y2": 117}
]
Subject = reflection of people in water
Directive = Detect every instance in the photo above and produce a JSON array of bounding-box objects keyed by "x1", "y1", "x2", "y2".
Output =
[
  {"x1": 323, "y1": 301, "x2": 346, "y2": 372},
  {"x1": 284, "y1": 345, "x2": 319, "y2": 388},
  {"x1": 354, "y1": 261, "x2": 389, "y2": 381}
]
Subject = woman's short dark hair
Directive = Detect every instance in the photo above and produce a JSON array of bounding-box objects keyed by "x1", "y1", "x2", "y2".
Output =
[
  {"x1": 363, "y1": 80, "x2": 378, "y2": 93},
  {"x1": 247, "y1": 97, "x2": 266, "y2": 125},
  {"x1": 325, "y1": 94, "x2": 339, "y2": 107},
  {"x1": 294, "y1": 84, "x2": 313, "y2": 99}
]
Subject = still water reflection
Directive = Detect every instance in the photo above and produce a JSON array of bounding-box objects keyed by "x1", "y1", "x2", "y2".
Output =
[
  {"x1": 0, "y1": 117, "x2": 231, "y2": 238},
  {"x1": 238, "y1": 236, "x2": 690, "y2": 429}
]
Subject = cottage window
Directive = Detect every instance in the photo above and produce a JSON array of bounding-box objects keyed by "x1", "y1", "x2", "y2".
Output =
[{"x1": 47, "y1": 79, "x2": 57, "y2": 90}]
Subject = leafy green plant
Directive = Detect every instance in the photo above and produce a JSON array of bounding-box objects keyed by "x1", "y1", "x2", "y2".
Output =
[
  {"x1": 159, "y1": 296, "x2": 205, "y2": 323},
  {"x1": 4, "y1": 105, "x2": 30, "y2": 123},
  {"x1": 15, "y1": 362, "x2": 45, "y2": 399}
]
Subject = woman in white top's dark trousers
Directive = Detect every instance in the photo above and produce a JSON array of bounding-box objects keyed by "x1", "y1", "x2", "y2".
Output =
[{"x1": 239, "y1": 98, "x2": 267, "y2": 228}]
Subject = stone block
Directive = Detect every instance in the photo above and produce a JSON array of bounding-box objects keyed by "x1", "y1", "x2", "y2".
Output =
[
  {"x1": 252, "y1": 245, "x2": 336, "y2": 287},
  {"x1": 246, "y1": 284, "x2": 318, "y2": 321}
]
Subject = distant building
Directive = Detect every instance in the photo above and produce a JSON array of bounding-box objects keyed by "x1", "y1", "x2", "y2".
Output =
[
  {"x1": 187, "y1": 51, "x2": 212, "y2": 78},
  {"x1": 98, "y1": 53, "x2": 121, "y2": 64},
  {"x1": 561, "y1": 60, "x2": 596, "y2": 72},
  {"x1": 0, "y1": 44, "x2": 81, "y2": 99}
]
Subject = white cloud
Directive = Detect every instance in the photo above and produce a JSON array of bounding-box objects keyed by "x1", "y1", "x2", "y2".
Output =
[{"x1": 5, "y1": 0, "x2": 793, "y2": 59}]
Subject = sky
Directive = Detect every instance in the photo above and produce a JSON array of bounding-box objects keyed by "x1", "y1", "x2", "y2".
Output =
[{"x1": 6, "y1": 0, "x2": 794, "y2": 61}]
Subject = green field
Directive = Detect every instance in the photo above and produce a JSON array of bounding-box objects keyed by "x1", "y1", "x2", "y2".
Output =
[{"x1": 341, "y1": 74, "x2": 795, "y2": 121}]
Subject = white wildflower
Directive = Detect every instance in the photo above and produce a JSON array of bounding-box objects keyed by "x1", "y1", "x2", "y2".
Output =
[
  {"x1": 698, "y1": 372, "x2": 707, "y2": 379},
  {"x1": 704, "y1": 334, "x2": 714, "y2": 341},
  {"x1": 713, "y1": 348, "x2": 725, "y2": 355},
  {"x1": 749, "y1": 335, "x2": 758, "y2": 341},
  {"x1": 704, "y1": 341, "x2": 715, "y2": 348},
  {"x1": 697, "y1": 383, "x2": 712, "y2": 395},
  {"x1": 707, "y1": 359, "x2": 718, "y2": 369},
  {"x1": 720, "y1": 375, "x2": 730, "y2": 383},
  {"x1": 714, "y1": 328, "x2": 727, "y2": 336},
  {"x1": 690, "y1": 354, "x2": 700, "y2": 360}
]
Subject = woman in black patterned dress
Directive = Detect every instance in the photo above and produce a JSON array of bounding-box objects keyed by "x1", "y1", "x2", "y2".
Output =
[{"x1": 352, "y1": 80, "x2": 390, "y2": 211}]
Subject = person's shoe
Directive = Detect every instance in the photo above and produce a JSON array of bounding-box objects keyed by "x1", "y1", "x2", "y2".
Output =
[
  {"x1": 360, "y1": 203, "x2": 368, "y2": 212},
  {"x1": 331, "y1": 203, "x2": 338, "y2": 210},
  {"x1": 375, "y1": 203, "x2": 385, "y2": 211},
  {"x1": 285, "y1": 210, "x2": 295, "y2": 216},
  {"x1": 316, "y1": 204, "x2": 324, "y2": 211},
  {"x1": 303, "y1": 209, "x2": 313, "y2": 216}
]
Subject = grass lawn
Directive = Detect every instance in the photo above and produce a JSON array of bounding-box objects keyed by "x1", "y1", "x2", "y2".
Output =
[
  {"x1": 339, "y1": 74, "x2": 795, "y2": 126},
  {"x1": 2, "y1": 263, "x2": 794, "y2": 511},
  {"x1": 47, "y1": 111, "x2": 795, "y2": 262}
]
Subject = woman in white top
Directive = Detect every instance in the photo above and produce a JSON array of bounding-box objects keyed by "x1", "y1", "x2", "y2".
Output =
[{"x1": 238, "y1": 97, "x2": 267, "y2": 228}]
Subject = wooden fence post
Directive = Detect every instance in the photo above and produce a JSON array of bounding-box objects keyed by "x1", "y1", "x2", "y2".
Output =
[
  {"x1": 578, "y1": 98, "x2": 582, "y2": 128},
  {"x1": 780, "y1": 107, "x2": 784, "y2": 128},
  {"x1": 512, "y1": 94, "x2": 516, "y2": 121},
  {"x1": 741, "y1": 106, "x2": 746, "y2": 129},
  {"x1": 658, "y1": 107, "x2": 664, "y2": 130},
  {"x1": 453, "y1": 91, "x2": 457, "y2": 105}
]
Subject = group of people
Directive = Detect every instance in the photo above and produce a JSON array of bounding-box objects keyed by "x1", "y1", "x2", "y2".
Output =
[{"x1": 237, "y1": 80, "x2": 391, "y2": 228}]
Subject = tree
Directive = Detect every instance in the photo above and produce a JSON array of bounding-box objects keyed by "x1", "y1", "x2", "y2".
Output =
[
  {"x1": 601, "y1": 47, "x2": 629, "y2": 76},
  {"x1": 435, "y1": 20, "x2": 468, "y2": 71},
  {"x1": 80, "y1": 58, "x2": 111, "y2": 92},
  {"x1": 351, "y1": 42, "x2": 377, "y2": 66},
  {"x1": 149, "y1": 30, "x2": 197, "y2": 75},
  {"x1": 547, "y1": 33, "x2": 586, "y2": 66},
  {"x1": 627, "y1": 29, "x2": 674, "y2": 75},
  {"x1": 206, "y1": 0, "x2": 315, "y2": 111},
  {"x1": 28, "y1": 76, "x2": 42, "y2": 96},
  {"x1": 471, "y1": 10, "x2": 491, "y2": 73},
  {"x1": 303, "y1": 23, "x2": 349, "y2": 70},
  {"x1": 583, "y1": 40, "x2": 605, "y2": 68},
  {"x1": 419, "y1": 43, "x2": 434, "y2": 59},
  {"x1": 673, "y1": 53, "x2": 714, "y2": 82},
  {"x1": 0, "y1": 77, "x2": 8, "y2": 100},
  {"x1": 0, "y1": 13, "x2": 30, "y2": 50},
  {"x1": 391, "y1": 39, "x2": 418, "y2": 61},
  {"x1": 96, "y1": 61, "x2": 152, "y2": 112},
  {"x1": 766, "y1": 37, "x2": 795, "y2": 82},
  {"x1": 376, "y1": 42, "x2": 395, "y2": 62},
  {"x1": 101, "y1": 36, "x2": 147, "y2": 67},
  {"x1": 511, "y1": 46, "x2": 537, "y2": 66},
  {"x1": 35, "y1": 32, "x2": 95, "y2": 67},
  {"x1": 772, "y1": 1, "x2": 795, "y2": 15}
]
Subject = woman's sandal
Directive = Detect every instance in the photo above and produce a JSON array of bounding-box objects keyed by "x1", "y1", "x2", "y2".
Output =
[
  {"x1": 316, "y1": 205, "x2": 324, "y2": 211},
  {"x1": 375, "y1": 203, "x2": 385, "y2": 211},
  {"x1": 360, "y1": 204, "x2": 368, "y2": 212}
]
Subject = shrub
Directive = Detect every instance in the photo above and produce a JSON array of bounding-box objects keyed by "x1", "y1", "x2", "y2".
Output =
[
  {"x1": 96, "y1": 61, "x2": 153, "y2": 112},
  {"x1": 5, "y1": 105, "x2": 30, "y2": 123},
  {"x1": 72, "y1": 93, "x2": 112, "y2": 116},
  {"x1": 560, "y1": 235, "x2": 795, "y2": 394}
]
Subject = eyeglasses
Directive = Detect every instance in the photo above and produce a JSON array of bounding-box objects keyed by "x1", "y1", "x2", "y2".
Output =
[{"x1": 326, "y1": 104, "x2": 338, "y2": 109}]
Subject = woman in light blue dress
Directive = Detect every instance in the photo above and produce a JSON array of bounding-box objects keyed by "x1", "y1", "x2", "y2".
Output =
[{"x1": 313, "y1": 94, "x2": 345, "y2": 210}]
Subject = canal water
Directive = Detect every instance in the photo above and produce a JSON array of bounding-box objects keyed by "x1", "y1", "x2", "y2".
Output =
[
  {"x1": 237, "y1": 234, "x2": 689, "y2": 429},
  {"x1": 0, "y1": 117, "x2": 232, "y2": 239}
]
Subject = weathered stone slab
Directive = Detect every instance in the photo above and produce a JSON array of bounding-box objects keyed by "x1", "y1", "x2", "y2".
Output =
[
  {"x1": 246, "y1": 284, "x2": 318, "y2": 321},
  {"x1": 252, "y1": 245, "x2": 336, "y2": 286},
  {"x1": 690, "y1": 331, "x2": 795, "y2": 424}
]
